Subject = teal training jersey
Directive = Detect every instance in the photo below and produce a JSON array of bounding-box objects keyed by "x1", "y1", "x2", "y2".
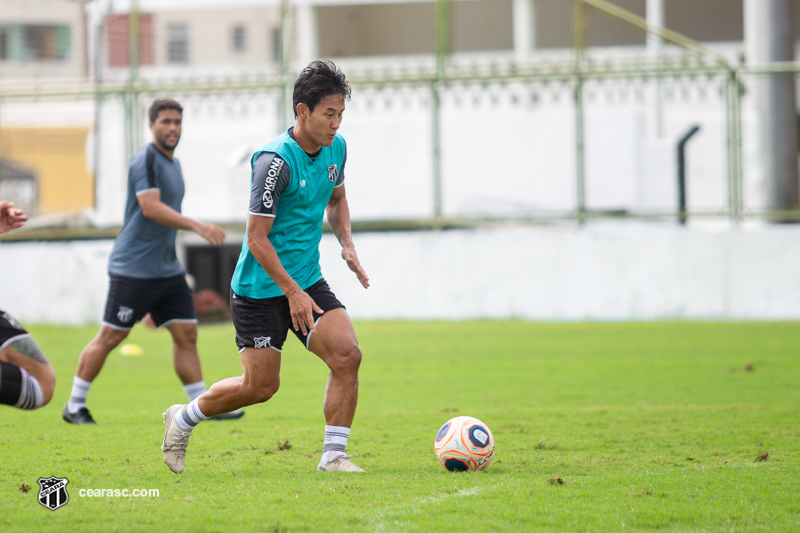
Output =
[{"x1": 231, "y1": 128, "x2": 347, "y2": 298}]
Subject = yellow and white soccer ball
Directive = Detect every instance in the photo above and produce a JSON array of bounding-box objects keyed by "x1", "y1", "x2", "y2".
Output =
[{"x1": 434, "y1": 416, "x2": 495, "y2": 471}]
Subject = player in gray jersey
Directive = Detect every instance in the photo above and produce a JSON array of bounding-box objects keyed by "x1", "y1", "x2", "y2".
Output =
[{"x1": 62, "y1": 98, "x2": 242, "y2": 424}]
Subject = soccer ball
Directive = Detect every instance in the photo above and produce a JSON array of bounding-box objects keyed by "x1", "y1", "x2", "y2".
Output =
[{"x1": 434, "y1": 416, "x2": 495, "y2": 471}]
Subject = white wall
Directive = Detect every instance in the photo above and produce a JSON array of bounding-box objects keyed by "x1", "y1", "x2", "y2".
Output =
[
  {"x1": 2, "y1": 223, "x2": 799, "y2": 325},
  {"x1": 321, "y1": 223, "x2": 800, "y2": 321}
]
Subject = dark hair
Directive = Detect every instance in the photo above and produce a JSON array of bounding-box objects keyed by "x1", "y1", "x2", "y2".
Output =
[
  {"x1": 292, "y1": 60, "x2": 351, "y2": 118},
  {"x1": 148, "y1": 98, "x2": 183, "y2": 124}
]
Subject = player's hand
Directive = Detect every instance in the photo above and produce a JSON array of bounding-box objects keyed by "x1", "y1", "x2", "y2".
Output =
[
  {"x1": 0, "y1": 201, "x2": 27, "y2": 235},
  {"x1": 286, "y1": 288, "x2": 324, "y2": 336},
  {"x1": 342, "y1": 246, "x2": 369, "y2": 288},
  {"x1": 196, "y1": 222, "x2": 226, "y2": 246}
]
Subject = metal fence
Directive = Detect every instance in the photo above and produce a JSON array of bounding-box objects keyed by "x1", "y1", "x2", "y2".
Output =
[{"x1": 1, "y1": 0, "x2": 798, "y2": 240}]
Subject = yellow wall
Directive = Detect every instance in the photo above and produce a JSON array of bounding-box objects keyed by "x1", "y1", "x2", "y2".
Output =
[{"x1": 0, "y1": 128, "x2": 93, "y2": 214}]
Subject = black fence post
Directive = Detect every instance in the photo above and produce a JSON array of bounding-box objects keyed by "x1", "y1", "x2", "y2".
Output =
[{"x1": 677, "y1": 125, "x2": 701, "y2": 225}]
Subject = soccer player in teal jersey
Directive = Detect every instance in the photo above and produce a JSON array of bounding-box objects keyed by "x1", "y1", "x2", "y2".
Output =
[{"x1": 162, "y1": 60, "x2": 370, "y2": 474}]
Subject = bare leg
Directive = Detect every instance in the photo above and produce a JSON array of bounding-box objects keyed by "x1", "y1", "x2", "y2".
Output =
[
  {"x1": 75, "y1": 326, "x2": 130, "y2": 382},
  {"x1": 166, "y1": 322, "x2": 203, "y2": 385},
  {"x1": 308, "y1": 308, "x2": 362, "y2": 428},
  {"x1": 0, "y1": 337, "x2": 55, "y2": 405},
  {"x1": 197, "y1": 347, "x2": 281, "y2": 416}
]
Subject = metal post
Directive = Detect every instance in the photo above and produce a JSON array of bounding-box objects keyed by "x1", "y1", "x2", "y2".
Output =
[
  {"x1": 125, "y1": 0, "x2": 140, "y2": 163},
  {"x1": 129, "y1": 0, "x2": 139, "y2": 87},
  {"x1": 732, "y1": 72, "x2": 744, "y2": 220},
  {"x1": 91, "y1": 0, "x2": 106, "y2": 210},
  {"x1": 512, "y1": 0, "x2": 535, "y2": 63},
  {"x1": 744, "y1": 0, "x2": 798, "y2": 222},
  {"x1": 646, "y1": 0, "x2": 664, "y2": 139},
  {"x1": 278, "y1": 0, "x2": 292, "y2": 132},
  {"x1": 676, "y1": 125, "x2": 700, "y2": 225},
  {"x1": 573, "y1": 0, "x2": 587, "y2": 224},
  {"x1": 726, "y1": 70, "x2": 744, "y2": 222},
  {"x1": 431, "y1": 0, "x2": 450, "y2": 227}
]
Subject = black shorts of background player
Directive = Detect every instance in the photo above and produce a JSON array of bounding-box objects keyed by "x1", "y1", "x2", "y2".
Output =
[{"x1": 0, "y1": 201, "x2": 56, "y2": 410}]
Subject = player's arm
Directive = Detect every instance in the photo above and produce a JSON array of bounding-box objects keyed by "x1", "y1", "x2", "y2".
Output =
[
  {"x1": 136, "y1": 190, "x2": 225, "y2": 246},
  {"x1": 327, "y1": 184, "x2": 369, "y2": 288}
]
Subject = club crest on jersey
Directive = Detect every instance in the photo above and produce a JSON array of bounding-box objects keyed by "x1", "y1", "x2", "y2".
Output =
[
  {"x1": 117, "y1": 306, "x2": 134, "y2": 324},
  {"x1": 38, "y1": 476, "x2": 70, "y2": 511},
  {"x1": 254, "y1": 336, "x2": 271, "y2": 348},
  {"x1": 327, "y1": 164, "x2": 338, "y2": 183}
]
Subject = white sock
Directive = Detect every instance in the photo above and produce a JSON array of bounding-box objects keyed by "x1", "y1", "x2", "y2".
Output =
[
  {"x1": 321, "y1": 425, "x2": 350, "y2": 463},
  {"x1": 176, "y1": 397, "x2": 209, "y2": 430},
  {"x1": 183, "y1": 381, "x2": 206, "y2": 401},
  {"x1": 67, "y1": 376, "x2": 92, "y2": 413},
  {"x1": 15, "y1": 367, "x2": 44, "y2": 410}
]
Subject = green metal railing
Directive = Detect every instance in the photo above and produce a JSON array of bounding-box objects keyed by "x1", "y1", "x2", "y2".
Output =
[{"x1": 2, "y1": 0, "x2": 800, "y2": 239}]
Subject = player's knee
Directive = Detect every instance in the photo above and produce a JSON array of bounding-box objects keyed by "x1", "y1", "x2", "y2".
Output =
[
  {"x1": 243, "y1": 375, "x2": 279, "y2": 404},
  {"x1": 172, "y1": 326, "x2": 198, "y2": 349},
  {"x1": 27, "y1": 364, "x2": 56, "y2": 407},
  {"x1": 39, "y1": 366, "x2": 56, "y2": 406},
  {"x1": 348, "y1": 345, "x2": 363, "y2": 369},
  {"x1": 181, "y1": 327, "x2": 198, "y2": 346},
  {"x1": 97, "y1": 328, "x2": 129, "y2": 350},
  {"x1": 249, "y1": 381, "x2": 279, "y2": 404},
  {"x1": 330, "y1": 344, "x2": 362, "y2": 374}
]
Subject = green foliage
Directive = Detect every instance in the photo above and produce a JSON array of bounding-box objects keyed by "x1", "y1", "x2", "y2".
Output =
[{"x1": 1, "y1": 321, "x2": 799, "y2": 531}]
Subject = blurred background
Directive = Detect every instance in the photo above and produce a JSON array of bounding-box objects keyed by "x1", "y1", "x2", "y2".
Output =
[{"x1": 1, "y1": 0, "x2": 799, "y2": 324}]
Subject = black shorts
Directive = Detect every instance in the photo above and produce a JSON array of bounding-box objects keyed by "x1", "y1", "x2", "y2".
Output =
[
  {"x1": 102, "y1": 274, "x2": 196, "y2": 329},
  {"x1": 231, "y1": 278, "x2": 344, "y2": 352},
  {"x1": 0, "y1": 309, "x2": 29, "y2": 350}
]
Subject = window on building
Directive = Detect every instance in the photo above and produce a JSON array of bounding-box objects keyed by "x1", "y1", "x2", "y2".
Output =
[
  {"x1": 106, "y1": 14, "x2": 155, "y2": 67},
  {"x1": 0, "y1": 24, "x2": 71, "y2": 62},
  {"x1": 231, "y1": 25, "x2": 246, "y2": 53},
  {"x1": 270, "y1": 26, "x2": 281, "y2": 62},
  {"x1": 167, "y1": 23, "x2": 189, "y2": 64},
  {"x1": 0, "y1": 29, "x2": 7, "y2": 60}
]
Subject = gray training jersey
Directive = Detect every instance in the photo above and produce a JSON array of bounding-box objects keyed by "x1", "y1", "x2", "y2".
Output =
[{"x1": 108, "y1": 143, "x2": 185, "y2": 278}]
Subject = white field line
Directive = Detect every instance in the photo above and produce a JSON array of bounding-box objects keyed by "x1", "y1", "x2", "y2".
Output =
[{"x1": 368, "y1": 485, "x2": 496, "y2": 531}]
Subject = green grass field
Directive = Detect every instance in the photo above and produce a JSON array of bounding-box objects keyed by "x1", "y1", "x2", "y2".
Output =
[{"x1": 1, "y1": 321, "x2": 799, "y2": 532}]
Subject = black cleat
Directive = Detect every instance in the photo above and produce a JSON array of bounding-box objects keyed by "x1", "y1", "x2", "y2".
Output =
[
  {"x1": 62, "y1": 404, "x2": 98, "y2": 425},
  {"x1": 209, "y1": 409, "x2": 245, "y2": 421}
]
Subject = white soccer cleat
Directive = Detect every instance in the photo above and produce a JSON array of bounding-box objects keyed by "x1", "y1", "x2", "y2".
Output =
[
  {"x1": 161, "y1": 404, "x2": 193, "y2": 474},
  {"x1": 317, "y1": 454, "x2": 365, "y2": 472}
]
